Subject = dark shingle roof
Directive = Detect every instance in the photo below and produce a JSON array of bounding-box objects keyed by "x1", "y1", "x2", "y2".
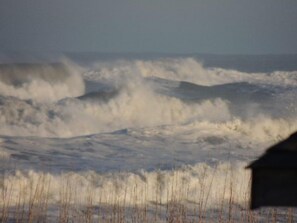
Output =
[{"x1": 247, "y1": 131, "x2": 297, "y2": 169}]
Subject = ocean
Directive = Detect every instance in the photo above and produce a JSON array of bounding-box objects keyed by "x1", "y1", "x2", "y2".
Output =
[{"x1": 1, "y1": 53, "x2": 297, "y2": 222}]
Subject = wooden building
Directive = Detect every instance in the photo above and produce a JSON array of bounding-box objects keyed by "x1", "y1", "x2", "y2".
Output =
[{"x1": 247, "y1": 131, "x2": 297, "y2": 209}]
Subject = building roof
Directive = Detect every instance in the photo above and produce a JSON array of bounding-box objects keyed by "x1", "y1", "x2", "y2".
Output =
[{"x1": 247, "y1": 131, "x2": 297, "y2": 169}]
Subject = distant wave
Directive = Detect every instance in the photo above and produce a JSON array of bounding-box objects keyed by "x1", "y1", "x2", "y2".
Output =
[{"x1": 86, "y1": 57, "x2": 297, "y2": 87}]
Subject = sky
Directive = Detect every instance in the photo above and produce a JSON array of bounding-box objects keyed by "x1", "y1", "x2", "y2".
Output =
[{"x1": 0, "y1": 0, "x2": 297, "y2": 54}]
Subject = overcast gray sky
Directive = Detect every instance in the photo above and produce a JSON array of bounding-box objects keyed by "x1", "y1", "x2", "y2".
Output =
[{"x1": 1, "y1": 0, "x2": 297, "y2": 54}]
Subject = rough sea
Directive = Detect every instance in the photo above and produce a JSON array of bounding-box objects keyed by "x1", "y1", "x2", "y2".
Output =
[{"x1": 1, "y1": 53, "x2": 297, "y2": 221}]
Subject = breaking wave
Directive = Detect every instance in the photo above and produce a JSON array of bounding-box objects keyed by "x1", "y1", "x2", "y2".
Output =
[
  {"x1": 0, "y1": 57, "x2": 296, "y2": 141},
  {"x1": 0, "y1": 61, "x2": 85, "y2": 102}
]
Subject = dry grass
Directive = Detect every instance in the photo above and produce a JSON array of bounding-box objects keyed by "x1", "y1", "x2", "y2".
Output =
[{"x1": 0, "y1": 162, "x2": 296, "y2": 223}]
